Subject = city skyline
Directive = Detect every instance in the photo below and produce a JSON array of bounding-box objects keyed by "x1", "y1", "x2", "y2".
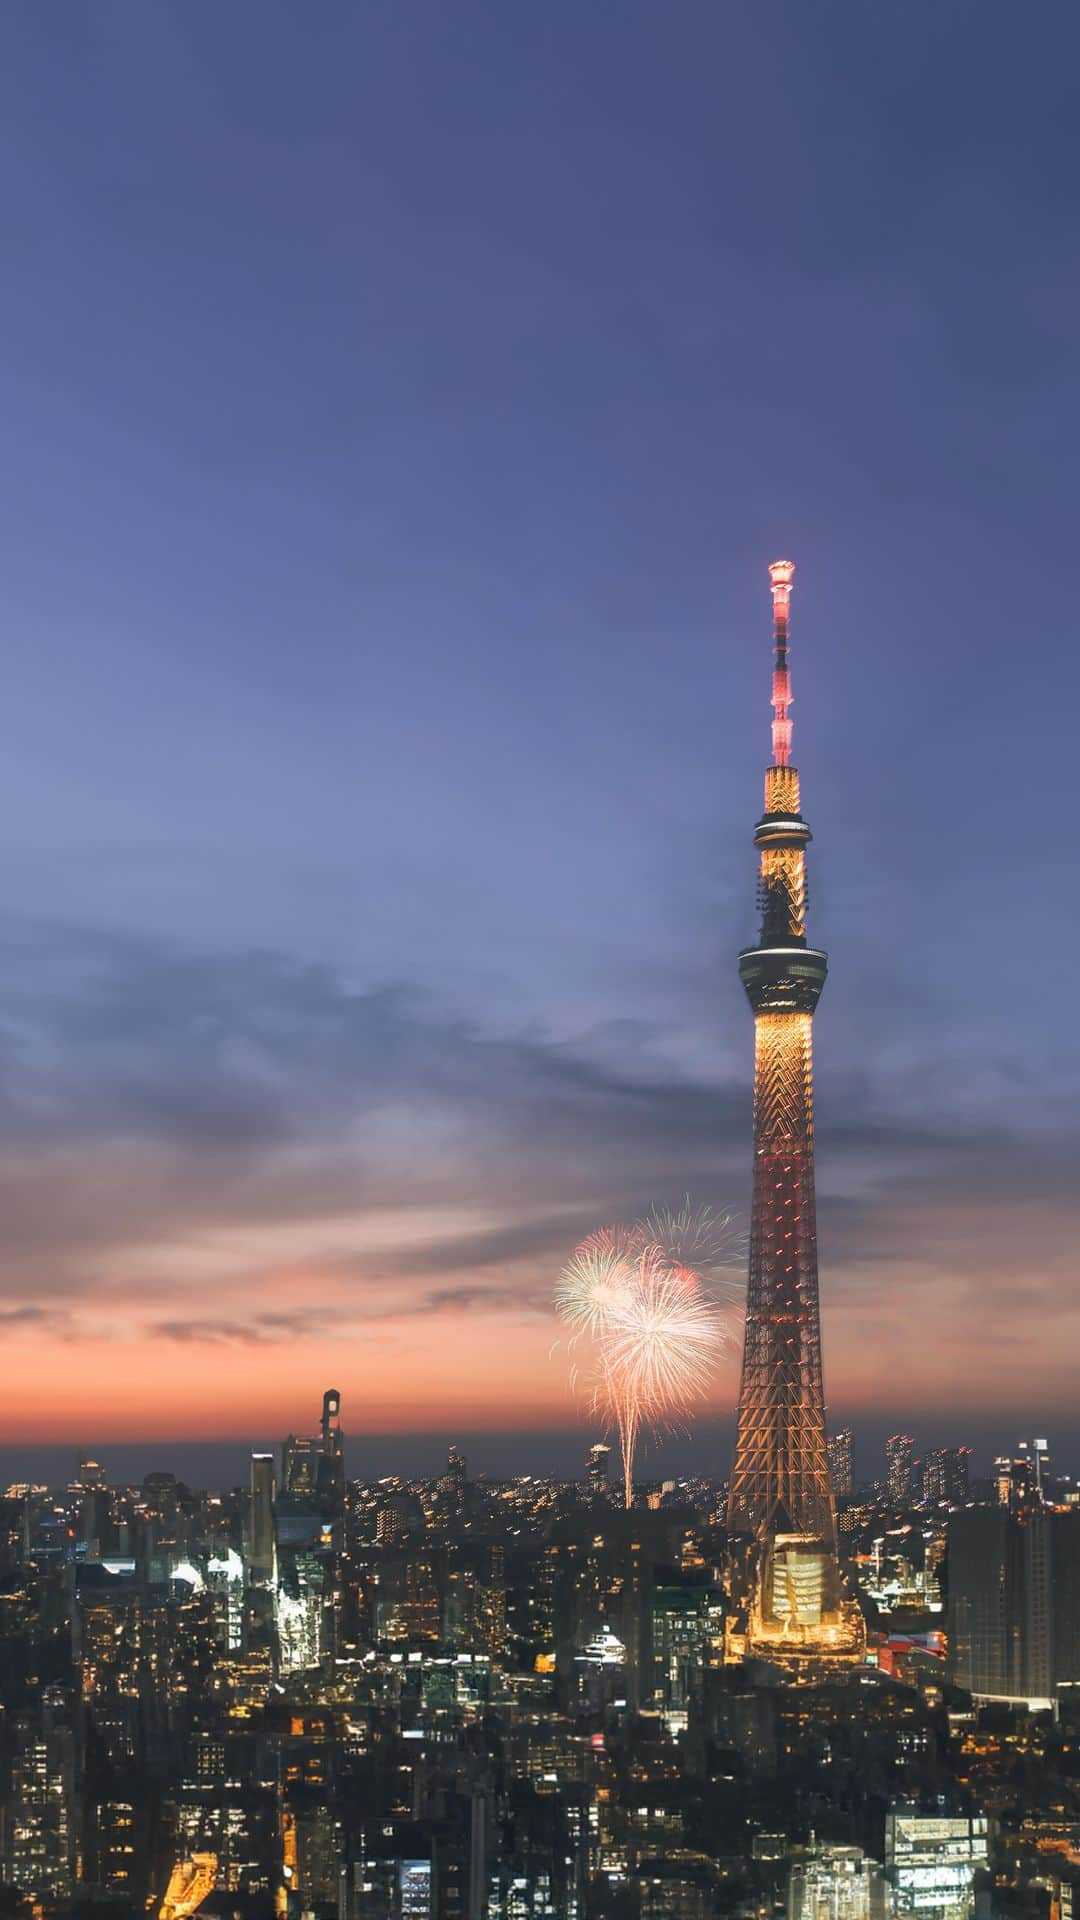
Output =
[
  {"x1": 1, "y1": 5, "x2": 1079, "y2": 1449},
  {"x1": 0, "y1": 1422, "x2": 1055, "y2": 1500}
]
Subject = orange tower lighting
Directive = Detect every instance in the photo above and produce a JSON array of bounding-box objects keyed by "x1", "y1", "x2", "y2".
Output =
[{"x1": 725, "y1": 561, "x2": 865, "y2": 1673}]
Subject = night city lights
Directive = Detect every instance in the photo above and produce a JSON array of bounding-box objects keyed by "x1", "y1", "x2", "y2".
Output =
[{"x1": 0, "y1": 8, "x2": 1078, "y2": 1920}]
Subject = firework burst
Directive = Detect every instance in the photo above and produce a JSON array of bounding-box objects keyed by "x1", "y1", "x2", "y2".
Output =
[
  {"x1": 556, "y1": 1205, "x2": 737, "y2": 1508},
  {"x1": 637, "y1": 1199, "x2": 746, "y2": 1298},
  {"x1": 554, "y1": 1226, "x2": 639, "y2": 1337}
]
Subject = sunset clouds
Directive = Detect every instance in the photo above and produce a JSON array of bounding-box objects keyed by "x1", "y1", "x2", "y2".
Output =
[{"x1": 0, "y1": 914, "x2": 1074, "y2": 1447}]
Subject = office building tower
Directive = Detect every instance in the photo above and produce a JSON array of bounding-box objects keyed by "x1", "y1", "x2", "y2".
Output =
[
  {"x1": 248, "y1": 1452, "x2": 275, "y2": 1586},
  {"x1": 886, "y1": 1435, "x2": 916, "y2": 1508},
  {"x1": 79, "y1": 1485, "x2": 110, "y2": 1561},
  {"x1": 827, "y1": 1429, "x2": 854, "y2": 1504},
  {"x1": 885, "y1": 1808, "x2": 988, "y2": 1920},
  {"x1": 587, "y1": 1444, "x2": 611, "y2": 1497},
  {"x1": 1052, "y1": 1510, "x2": 1080, "y2": 1695},
  {"x1": 276, "y1": 1553, "x2": 324, "y2": 1675},
  {"x1": 948, "y1": 1506, "x2": 1055, "y2": 1705},
  {"x1": 2, "y1": 1717, "x2": 76, "y2": 1905},
  {"x1": 922, "y1": 1447, "x2": 971, "y2": 1508},
  {"x1": 316, "y1": 1387, "x2": 346, "y2": 1516},
  {"x1": 788, "y1": 1845, "x2": 886, "y2": 1920},
  {"x1": 282, "y1": 1433, "x2": 319, "y2": 1499},
  {"x1": 726, "y1": 562, "x2": 863, "y2": 1668},
  {"x1": 949, "y1": 1505, "x2": 1019, "y2": 1699},
  {"x1": 438, "y1": 1444, "x2": 467, "y2": 1514},
  {"x1": 1033, "y1": 1437, "x2": 1051, "y2": 1500}
]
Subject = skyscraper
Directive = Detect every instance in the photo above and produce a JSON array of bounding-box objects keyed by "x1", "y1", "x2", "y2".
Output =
[
  {"x1": 281, "y1": 1433, "x2": 319, "y2": 1498},
  {"x1": 438, "y1": 1443, "x2": 468, "y2": 1514},
  {"x1": 2, "y1": 1716, "x2": 76, "y2": 1905},
  {"x1": 947, "y1": 1505, "x2": 1021, "y2": 1699},
  {"x1": 827, "y1": 1428, "x2": 854, "y2": 1505},
  {"x1": 248, "y1": 1452, "x2": 276, "y2": 1586},
  {"x1": 726, "y1": 562, "x2": 864, "y2": 1669},
  {"x1": 316, "y1": 1387, "x2": 346, "y2": 1520},
  {"x1": 587, "y1": 1443, "x2": 611, "y2": 1497},
  {"x1": 948, "y1": 1504, "x2": 1080, "y2": 1706},
  {"x1": 788, "y1": 1844, "x2": 886, "y2": 1920},
  {"x1": 922, "y1": 1446, "x2": 971, "y2": 1508},
  {"x1": 885, "y1": 1809, "x2": 988, "y2": 1920},
  {"x1": 886, "y1": 1435, "x2": 916, "y2": 1508}
]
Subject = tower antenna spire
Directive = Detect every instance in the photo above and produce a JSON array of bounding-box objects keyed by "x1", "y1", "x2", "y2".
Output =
[{"x1": 769, "y1": 560, "x2": 795, "y2": 767}]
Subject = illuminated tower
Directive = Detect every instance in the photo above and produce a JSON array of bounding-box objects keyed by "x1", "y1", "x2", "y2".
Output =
[{"x1": 726, "y1": 561, "x2": 864, "y2": 1669}]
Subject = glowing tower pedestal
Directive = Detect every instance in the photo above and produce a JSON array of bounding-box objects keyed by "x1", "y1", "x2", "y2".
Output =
[{"x1": 725, "y1": 561, "x2": 864, "y2": 1673}]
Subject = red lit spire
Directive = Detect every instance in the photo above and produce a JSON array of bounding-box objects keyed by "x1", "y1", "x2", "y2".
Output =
[{"x1": 768, "y1": 560, "x2": 795, "y2": 767}]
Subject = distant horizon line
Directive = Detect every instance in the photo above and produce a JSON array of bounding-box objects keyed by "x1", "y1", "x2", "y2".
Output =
[{"x1": 0, "y1": 1418, "x2": 1075, "y2": 1490}]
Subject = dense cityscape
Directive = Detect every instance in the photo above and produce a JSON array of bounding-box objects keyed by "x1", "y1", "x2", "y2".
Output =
[{"x1": 0, "y1": 1409, "x2": 1078, "y2": 1919}]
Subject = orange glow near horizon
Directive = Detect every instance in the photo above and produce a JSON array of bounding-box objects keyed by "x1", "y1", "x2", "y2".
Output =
[{"x1": 2, "y1": 1241, "x2": 1079, "y2": 1448}]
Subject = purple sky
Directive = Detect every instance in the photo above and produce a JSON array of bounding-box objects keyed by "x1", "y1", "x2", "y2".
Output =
[{"x1": 0, "y1": 3, "x2": 1077, "y2": 1471}]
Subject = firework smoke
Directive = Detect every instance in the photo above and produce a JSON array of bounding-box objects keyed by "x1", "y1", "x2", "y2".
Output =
[{"x1": 555, "y1": 1202, "x2": 738, "y2": 1508}]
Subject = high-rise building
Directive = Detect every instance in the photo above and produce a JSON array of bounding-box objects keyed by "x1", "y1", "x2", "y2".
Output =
[
  {"x1": 316, "y1": 1388, "x2": 346, "y2": 1518},
  {"x1": 438, "y1": 1444, "x2": 468, "y2": 1514},
  {"x1": 788, "y1": 1844, "x2": 886, "y2": 1920},
  {"x1": 949, "y1": 1505, "x2": 1080, "y2": 1705},
  {"x1": 885, "y1": 1809, "x2": 988, "y2": 1920},
  {"x1": 586, "y1": 1444, "x2": 611, "y2": 1497},
  {"x1": 827, "y1": 1429, "x2": 854, "y2": 1504},
  {"x1": 248, "y1": 1452, "x2": 275, "y2": 1586},
  {"x1": 1053, "y1": 1511, "x2": 1080, "y2": 1697},
  {"x1": 281, "y1": 1388, "x2": 345, "y2": 1532},
  {"x1": 2, "y1": 1716, "x2": 76, "y2": 1905},
  {"x1": 78, "y1": 1485, "x2": 110, "y2": 1561},
  {"x1": 948, "y1": 1505, "x2": 1021, "y2": 1699},
  {"x1": 994, "y1": 1447, "x2": 1040, "y2": 1513},
  {"x1": 886, "y1": 1435, "x2": 916, "y2": 1508},
  {"x1": 276, "y1": 1552, "x2": 324, "y2": 1674},
  {"x1": 950, "y1": 1505, "x2": 1054, "y2": 1704},
  {"x1": 282, "y1": 1433, "x2": 319, "y2": 1498},
  {"x1": 922, "y1": 1446, "x2": 971, "y2": 1508},
  {"x1": 726, "y1": 562, "x2": 864, "y2": 1669},
  {"x1": 1010, "y1": 1438, "x2": 1052, "y2": 1504}
]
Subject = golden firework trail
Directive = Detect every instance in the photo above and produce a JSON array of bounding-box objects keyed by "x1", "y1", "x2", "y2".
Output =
[{"x1": 555, "y1": 1207, "x2": 733, "y2": 1508}]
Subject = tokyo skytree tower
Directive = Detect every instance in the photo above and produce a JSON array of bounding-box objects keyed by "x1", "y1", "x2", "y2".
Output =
[{"x1": 725, "y1": 562, "x2": 864, "y2": 1671}]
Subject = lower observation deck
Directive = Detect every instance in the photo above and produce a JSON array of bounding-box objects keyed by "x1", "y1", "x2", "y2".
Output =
[{"x1": 739, "y1": 944, "x2": 827, "y2": 1014}]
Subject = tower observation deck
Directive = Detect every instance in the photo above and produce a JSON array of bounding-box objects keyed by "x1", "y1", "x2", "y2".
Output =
[{"x1": 725, "y1": 562, "x2": 864, "y2": 1672}]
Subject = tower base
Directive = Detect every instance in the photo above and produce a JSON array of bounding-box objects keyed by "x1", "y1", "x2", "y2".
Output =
[{"x1": 724, "y1": 1531, "x2": 866, "y2": 1677}]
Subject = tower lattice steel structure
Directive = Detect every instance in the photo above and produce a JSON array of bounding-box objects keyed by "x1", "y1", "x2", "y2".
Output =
[{"x1": 725, "y1": 561, "x2": 864, "y2": 1669}]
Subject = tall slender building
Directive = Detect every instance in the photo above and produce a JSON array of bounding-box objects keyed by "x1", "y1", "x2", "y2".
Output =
[
  {"x1": 827, "y1": 1427, "x2": 854, "y2": 1505},
  {"x1": 886, "y1": 1434, "x2": 917, "y2": 1508},
  {"x1": 726, "y1": 562, "x2": 864, "y2": 1669},
  {"x1": 248, "y1": 1451, "x2": 276, "y2": 1586}
]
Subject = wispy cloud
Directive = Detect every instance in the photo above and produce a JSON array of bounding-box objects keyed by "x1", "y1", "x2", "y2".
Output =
[
  {"x1": 151, "y1": 1310, "x2": 325, "y2": 1346},
  {"x1": 0, "y1": 914, "x2": 1075, "y2": 1414}
]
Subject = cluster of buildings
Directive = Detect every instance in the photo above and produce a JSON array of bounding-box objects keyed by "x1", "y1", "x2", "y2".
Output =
[{"x1": 0, "y1": 1410, "x2": 1076, "y2": 1919}]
